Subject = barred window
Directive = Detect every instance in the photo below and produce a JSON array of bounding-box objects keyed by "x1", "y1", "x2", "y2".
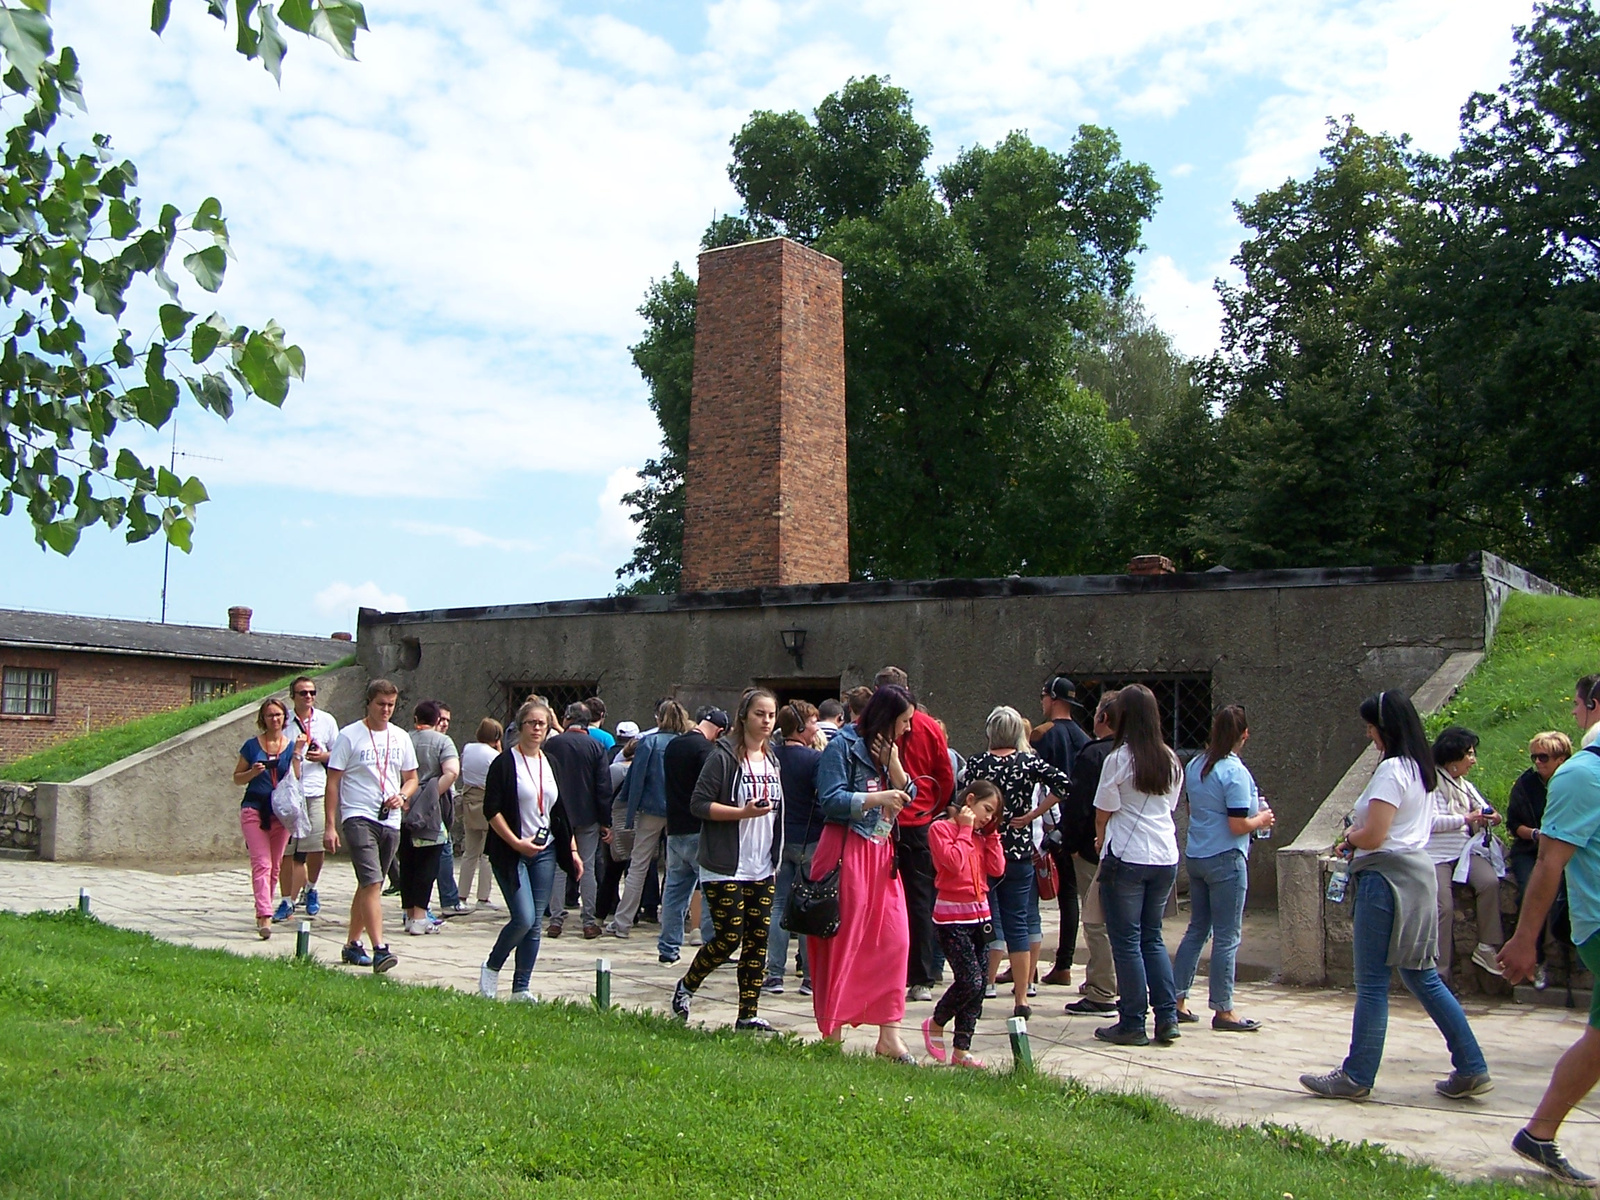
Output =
[
  {"x1": 1, "y1": 667, "x2": 56, "y2": 716},
  {"x1": 1076, "y1": 674, "x2": 1213, "y2": 755},
  {"x1": 503, "y1": 681, "x2": 598, "y2": 729},
  {"x1": 191, "y1": 677, "x2": 239, "y2": 705}
]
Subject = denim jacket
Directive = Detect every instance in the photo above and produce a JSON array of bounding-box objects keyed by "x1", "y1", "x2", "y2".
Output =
[
  {"x1": 622, "y1": 730, "x2": 672, "y2": 827},
  {"x1": 815, "y1": 723, "x2": 917, "y2": 841}
]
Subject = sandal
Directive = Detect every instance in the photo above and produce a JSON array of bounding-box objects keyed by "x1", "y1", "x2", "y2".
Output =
[
  {"x1": 921, "y1": 1017, "x2": 948, "y2": 1064},
  {"x1": 256, "y1": 923, "x2": 271, "y2": 941},
  {"x1": 1212, "y1": 1014, "x2": 1261, "y2": 1032},
  {"x1": 875, "y1": 1048, "x2": 919, "y2": 1065}
]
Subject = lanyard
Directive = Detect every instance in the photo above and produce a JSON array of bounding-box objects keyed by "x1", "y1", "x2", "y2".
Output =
[
  {"x1": 515, "y1": 748, "x2": 548, "y2": 819},
  {"x1": 366, "y1": 724, "x2": 393, "y2": 797},
  {"x1": 740, "y1": 750, "x2": 773, "y2": 808}
]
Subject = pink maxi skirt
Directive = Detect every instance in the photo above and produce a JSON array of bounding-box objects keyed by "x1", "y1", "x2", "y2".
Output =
[{"x1": 806, "y1": 823, "x2": 908, "y2": 1037}]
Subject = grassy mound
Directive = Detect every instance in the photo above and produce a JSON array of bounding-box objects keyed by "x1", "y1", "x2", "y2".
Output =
[
  {"x1": 1427, "y1": 592, "x2": 1600, "y2": 807},
  {"x1": 0, "y1": 656, "x2": 355, "y2": 785},
  {"x1": 0, "y1": 912, "x2": 1544, "y2": 1199}
]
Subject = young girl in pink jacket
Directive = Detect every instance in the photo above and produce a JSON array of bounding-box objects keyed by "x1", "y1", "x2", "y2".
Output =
[{"x1": 923, "y1": 780, "x2": 1005, "y2": 1067}]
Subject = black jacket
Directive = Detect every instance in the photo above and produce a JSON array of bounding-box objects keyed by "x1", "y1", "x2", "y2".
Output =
[
  {"x1": 1063, "y1": 736, "x2": 1114, "y2": 860},
  {"x1": 542, "y1": 729, "x2": 612, "y2": 829},
  {"x1": 664, "y1": 730, "x2": 715, "y2": 837},
  {"x1": 1506, "y1": 767, "x2": 1548, "y2": 861},
  {"x1": 1037, "y1": 717, "x2": 1090, "y2": 777},
  {"x1": 481, "y1": 748, "x2": 579, "y2": 884},
  {"x1": 689, "y1": 738, "x2": 785, "y2": 878}
]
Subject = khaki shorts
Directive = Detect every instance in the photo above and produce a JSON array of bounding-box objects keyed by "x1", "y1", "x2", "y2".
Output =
[
  {"x1": 342, "y1": 817, "x2": 398, "y2": 888},
  {"x1": 286, "y1": 795, "x2": 327, "y2": 859}
]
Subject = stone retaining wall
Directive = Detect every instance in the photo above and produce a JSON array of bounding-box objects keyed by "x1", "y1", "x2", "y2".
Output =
[{"x1": 0, "y1": 782, "x2": 39, "y2": 853}]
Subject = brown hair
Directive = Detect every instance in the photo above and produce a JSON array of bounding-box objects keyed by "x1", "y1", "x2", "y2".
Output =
[
  {"x1": 777, "y1": 699, "x2": 818, "y2": 740},
  {"x1": 365, "y1": 678, "x2": 399, "y2": 704},
  {"x1": 846, "y1": 686, "x2": 873, "y2": 719},
  {"x1": 1112, "y1": 684, "x2": 1180, "y2": 795},
  {"x1": 475, "y1": 717, "x2": 503, "y2": 745},
  {"x1": 730, "y1": 687, "x2": 778, "y2": 752},
  {"x1": 1201, "y1": 705, "x2": 1248, "y2": 779},
  {"x1": 514, "y1": 699, "x2": 554, "y2": 735},
  {"x1": 656, "y1": 700, "x2": 693, "y2": 735},
  {"x1": 256, "y1": 697, "x2": 289, "y2": 732},
  {"x1": 954, "y1": 778, "x2": 1002, "y2": 816}
]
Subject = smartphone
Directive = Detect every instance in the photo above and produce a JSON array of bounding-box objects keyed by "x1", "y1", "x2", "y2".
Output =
[{"x1": 530, "y1": 828, "x2": 551, "y2": 849}]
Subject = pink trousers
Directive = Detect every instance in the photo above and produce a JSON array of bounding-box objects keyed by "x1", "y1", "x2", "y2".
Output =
[{"x1": 240, "y1": 807, "x2": 290, "y2": 919}]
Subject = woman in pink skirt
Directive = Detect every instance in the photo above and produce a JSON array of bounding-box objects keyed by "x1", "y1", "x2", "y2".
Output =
[{"x1": 810, "y1": 685, "x2": 918, "y2": 1061}]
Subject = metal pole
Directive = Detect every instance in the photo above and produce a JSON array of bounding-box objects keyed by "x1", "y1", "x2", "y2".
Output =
[
  {"x1": 295, "y1": 921, "x2": 311, "y2": 958},
  {"x1": 595, "y1": 957, "x2": 611, "y2": 1008},
  {"x1": 1007, "y1": 1015, "x2": 1033, "y2": 1073},
  {"x1": 77, "y1": 888, "x2": 90, "y2": 916}
]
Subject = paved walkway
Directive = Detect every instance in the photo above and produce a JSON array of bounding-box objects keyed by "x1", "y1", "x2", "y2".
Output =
[{"x1": 2, "y1": 858, "x2": 1593, "y2": 1189}]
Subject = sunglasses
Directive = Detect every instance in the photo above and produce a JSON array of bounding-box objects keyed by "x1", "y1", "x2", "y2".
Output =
[
  {"x1": 1532, "y1": 753, "x2": 1563, "y2": 764},
  {"x1": 294, "y1": 689, "x2": 316, "y2": 697}
]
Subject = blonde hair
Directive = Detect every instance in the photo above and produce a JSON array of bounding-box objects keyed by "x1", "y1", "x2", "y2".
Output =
[
  {"x1": 1531, "y1": 730, "x2": 1574, "y2": 759},
  {"x1": 985, "y1": 705, "x2": 1029, "y2": 752}
]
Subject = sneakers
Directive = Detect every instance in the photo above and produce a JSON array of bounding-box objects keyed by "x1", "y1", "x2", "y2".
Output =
[
  {"x1": 1534, "y1": 963, "x2": 1549, "y2": 990},
  {"x1": 735, "y1": 1017, "x2": 774, "y2": 1033},
  {"x1": 1298, "y1": 1069, "x2": 1371, "y2": 1101},
  {"x1": 442, "y1": 901, "x2": 472, "y2": 917},
  {"x1": 982, "y1": 983, "x2": 997, "y2": 1000},
  {"x1": 658, "y1": 951, "x2": 680, "y2": 965},
  {"x1": 1154, "y1": 1022, "x2": 1181, "y2": 1045},
  {"x1": 508, "y1": 990, "x2": 536, "y2": 1003},
  {"x1": 272, "y1": 898, "x2": 295, "y2": 923},
  {"x1": 370, "y1": 944, "x2": 398, "y2": 974},
  {"x1": 1511, "y1": 1128, "x2": 1596, "y2": 1184},
  {"x1": 602, "y1": 921, "x2": 629, "y2": 939},
  {"x1": 404, "y1": 917, "x2": 440, "y2": 936},
  {"x1": 1471, "y1": 943, "x2": 1505, "y2": 976},
  {"x1": 1435, "y1": 1071, "x2": 1493, "y2": 1099},
  {"x1": 341, "y1": 940, "x2": 372, "y2": 967},
  {"x1": 478, "y1": 962, "x2": 498, "y2": 999},
  {"x1": 762, "y1": 976, "x2": 785, "y2": 995},
  {"x1": 798, "y1": 979, "x2": 813, "y2": 997},
  {"x1": 671, "y1": 979, "x2": 692, "y2": 1021},
  {"x1": 686, "y1": 929, "x2": 704, "y2": 947},
  {"x1": 1026, "y1": 980, "x2": 1038, "y2": 998},
  {"x1": 1066, "y1": 998, "x2": 1117, "y2": 1015},
  {"x1": 907, "y1": 985, "x2": 933, "y2": 1002},
  {"x1": 1095, "y1": 1023, "x2": 1150, "y2": 1046},
  {"x1": 304, "y1": 887, "x2": 321, "y2": 917}
]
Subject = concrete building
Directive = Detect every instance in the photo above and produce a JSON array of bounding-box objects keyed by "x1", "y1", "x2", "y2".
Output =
[{"x1": 0, "y1": 606, "x2": 353, "y2": 764}]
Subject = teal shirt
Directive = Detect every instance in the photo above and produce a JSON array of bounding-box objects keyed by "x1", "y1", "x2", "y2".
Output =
[{"x1": 1537, "y1": 747, "x2": 1600, "y2": 946}]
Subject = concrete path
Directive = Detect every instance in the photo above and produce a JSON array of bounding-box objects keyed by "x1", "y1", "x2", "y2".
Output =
[{"x1": 2, "y1": 858, "x2": 1593, "y2": 1190}]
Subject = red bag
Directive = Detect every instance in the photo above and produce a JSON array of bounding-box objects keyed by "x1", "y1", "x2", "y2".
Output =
[{"x1": 1034, "y1": 849, "x2": 1059, "y2": 901}]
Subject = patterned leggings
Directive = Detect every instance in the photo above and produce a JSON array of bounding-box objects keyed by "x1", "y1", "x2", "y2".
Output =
[
  {"x1": 935, "y1": 920, "x2": 991, "y2": 1051},
  {"x1": 684, "y1": 877, "x2": 775, "y2": 1020}
]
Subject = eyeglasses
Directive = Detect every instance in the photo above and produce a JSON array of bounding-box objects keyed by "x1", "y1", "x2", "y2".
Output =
[
  {"x1": 521, "y1": 719, "x2": 548, "y2": 729},
  {"x1": 293, "y1": 689, "x2": 316, "y2": 697}
]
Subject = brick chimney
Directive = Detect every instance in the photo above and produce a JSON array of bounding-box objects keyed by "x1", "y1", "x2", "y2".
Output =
[
  {"x1": 227, "y1": 606, "x2": 252, "y2": 633},
  {"x1": 331, "y1": 631, "x2": 353, "y2": 642},
  {"x1": 680, "y1": 237, "x2": 849, "y2": 592},
  {"x1": 1127, "y1": 555, "x2": 1177, "y2": 576}
]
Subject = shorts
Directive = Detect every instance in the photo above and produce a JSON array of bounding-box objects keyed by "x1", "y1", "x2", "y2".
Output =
[
  {"x1": 988, "y1": 857, "x2": 1037, "y2": 952},
  {"x1": 342, "y1": 817, "x2": 399, "y2": 888},
  {"x1": 287, "y1": 795, "x2": 327, "y2": 859},
  {"x1": 1578, "y1": 932, "x2": 1600, "y2": 1029}
]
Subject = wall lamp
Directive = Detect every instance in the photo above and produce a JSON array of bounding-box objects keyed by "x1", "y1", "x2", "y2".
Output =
[{"x1": 779, "y1": 627, "x2": 807, "y2": 670}]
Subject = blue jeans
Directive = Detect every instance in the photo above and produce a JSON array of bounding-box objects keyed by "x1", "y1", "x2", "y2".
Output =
[
  {"x1": 437, "y1": 837, "x2": 460, "y2": 907},
  {"x1": 1101, "y1": 855, "x2": 1178, "y2": 1032},
  {"x1": 1173, "y1": 849, "x2": 1247, "y2": 1012},
  {"x1": 487, "y1": 846, "x2": 556, "y2": 993},
  {"x1": 658, "y1": 833, "x2": 714, "y2": 959},
  {"x1": 766, "y1": 839, "x2": 817, "y2": 980},
  {"x1": 1342, "y1": 869, "x2": 1488, "y2": 1089},
  {"x1": 990, "y1": 857, "x2": 1037, "y2": 952}
]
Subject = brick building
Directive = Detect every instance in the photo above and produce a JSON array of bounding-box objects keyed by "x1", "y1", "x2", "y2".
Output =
[{"x1": 0, "y1": 606, "x2": 353, "y2": 764}]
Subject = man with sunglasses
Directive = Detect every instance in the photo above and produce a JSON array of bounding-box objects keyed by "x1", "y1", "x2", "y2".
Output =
[{"x1": 275, "y1": 675, "x2": 339, "y2": 920}]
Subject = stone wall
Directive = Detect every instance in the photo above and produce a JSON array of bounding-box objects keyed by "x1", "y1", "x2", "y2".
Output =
[{"x1": 0, "y1": 781, "x2": 37, "y2": 853}]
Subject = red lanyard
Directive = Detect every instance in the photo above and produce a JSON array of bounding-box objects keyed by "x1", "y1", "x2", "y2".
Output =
[
  {"x1": 516, "y1": 749, "x2": 547, "y2": 819},
  {"x1": 366, "y1": 724, "x2": 392, "y2": 797}
]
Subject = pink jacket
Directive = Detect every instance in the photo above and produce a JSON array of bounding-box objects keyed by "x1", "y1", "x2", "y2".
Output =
[{"x1": 930, "y1": 819, "x2": 1005, "y2": 917}]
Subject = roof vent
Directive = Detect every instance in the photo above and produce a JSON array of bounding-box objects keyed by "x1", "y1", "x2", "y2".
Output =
[{"x1": 228, "y1": 606, "x2": 253, "y2": 633}]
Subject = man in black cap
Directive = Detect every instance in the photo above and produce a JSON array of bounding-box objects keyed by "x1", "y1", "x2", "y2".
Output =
[{"x1": 1035, "y1": 676, "x2": 1103, "y2": 995}]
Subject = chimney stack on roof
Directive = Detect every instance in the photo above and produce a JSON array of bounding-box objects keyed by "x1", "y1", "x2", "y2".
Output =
[
  {"x1": 227, "y1": 606, "x2": 253, "y2": 634},
  {"x1": 331, "y1": 631, "x2": 353, "y2": 642},
  {"x1": 1127, "y1": 555, "x2": 1177, "y2": 576}
]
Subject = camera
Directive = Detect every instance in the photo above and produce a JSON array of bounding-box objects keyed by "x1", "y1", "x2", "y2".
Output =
[{"x1": 530, "y1": 828, "x2": 551, "y2": 849}]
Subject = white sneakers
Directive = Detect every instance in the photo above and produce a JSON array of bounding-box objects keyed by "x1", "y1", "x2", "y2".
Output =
[
  {"x1": 1471, "y1": 943, "x2": 1505, "y2": 976},
  {"x1": 479, "y1": 962, "x2": 498, "y2": 999},
  {"x1": 404, "y1": 917, "x2": 440, "y2": 937},
  {"x1": 509, "y1": 991, "x2": 536, "y2": 1003}
]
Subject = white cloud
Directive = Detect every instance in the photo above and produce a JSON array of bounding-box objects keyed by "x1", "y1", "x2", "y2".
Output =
[
  {"x1": 395, "y1": 521, "x2": 540, "y2": 554},
  {"x1": 314, "y1": 580, "x2": 408, "y2": 619},
  {"x1": 595, "y1": 466, "x2": 644, "y2": 552},
  {"x1": 1137, "y1": 255, "x2": 1229, "y2": 359}
]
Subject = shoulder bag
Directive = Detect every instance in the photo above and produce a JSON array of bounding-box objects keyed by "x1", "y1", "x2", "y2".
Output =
[{"x1": 782, "y1": 751, "x2": 843, "y2": 939}]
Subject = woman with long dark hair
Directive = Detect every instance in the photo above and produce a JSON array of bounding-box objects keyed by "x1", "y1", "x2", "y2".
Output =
[
  {"x1": 1299, "y1": 690, "x2": 1491, "y2": 1100},
  {"x1": 1092, "y1": 685, "x2": 1184, "y2": 1046},
  {"x1": 1173, "y1": 705, "x2": 1273, "y2": 1031},
  {"x1": 811, "y1": 684, "x2": 917, "y2": 1060}
]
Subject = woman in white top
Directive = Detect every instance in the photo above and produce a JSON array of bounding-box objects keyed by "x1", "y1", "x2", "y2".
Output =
[
  {"x1": 1092, "y1": 684, "x2": 1184, "y2": 1047},
  {"x1": 1427, "y1": 725, "x2": 1505, "y2": 985},
  {"x1": 1299, "y1": 690, "x2": 1490, "y2": 1101},
  {"x1": 455, "y1": 718, "x2": 502, "y2": 909}
]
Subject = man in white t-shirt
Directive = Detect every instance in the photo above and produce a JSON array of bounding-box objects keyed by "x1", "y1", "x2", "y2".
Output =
[
  {"x1": 325, "y1": 679, "x2": 418, "y2": 973},
  {"x1": 276, "y1": 674, "x2": 339, "y2": 922}
]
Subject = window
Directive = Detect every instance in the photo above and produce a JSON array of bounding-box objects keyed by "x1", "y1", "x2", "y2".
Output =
[
  {"x1": 1, "y1": 667, "x2": 56, "y2": 716},
  {"x1": 503, "y1": 681, "x2": 599, "y2": 729},
  {"x1": 1076, "y1": 674, "x2": 1213, "y2": 756},
  {"x1": 191, "y1": 677, "x2": 239, "y2": 705}
]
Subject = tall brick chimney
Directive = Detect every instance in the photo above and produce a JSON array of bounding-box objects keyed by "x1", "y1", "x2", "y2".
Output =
[
  {"x1": 227, "y1": 606, "x2": 252, "y2": 634},
  {"x1": 680, "y1": 237, "x2": 849, "y2": 592}
]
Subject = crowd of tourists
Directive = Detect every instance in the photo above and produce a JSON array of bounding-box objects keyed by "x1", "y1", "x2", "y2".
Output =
[{"x1": 231, "y1": 667, "x2": 1600, "y2": 1186}]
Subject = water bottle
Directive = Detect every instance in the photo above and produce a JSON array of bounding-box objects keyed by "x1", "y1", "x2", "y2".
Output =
[
  {"x1": 1253, "y1": 794, "x2": 1272, "y2": 839},
  {"x1": 1325, "y1": 858, "x2": 1350, "y2": 904}
]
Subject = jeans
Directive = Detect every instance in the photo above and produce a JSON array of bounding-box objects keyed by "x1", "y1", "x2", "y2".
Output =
[
  {"x1": 436, "y1": 836, "x2": 461, "y2": 907},
  {"x1": 1342, "y1": 869, "x2": 1488, "y2": 1089},
  {"x1": 991, "y1": 857, "x2": 1037, "y2": 952},
  {"x1": 898, "y1": 822, "x2": 940, "y2": 987},
  {"x1": 549, "y1": 822, "x2": 602, "y2": 926},
  {"x1": 1101, "y1": 855, "x2": 1178, "y2": 1032},
  {"x1": 765, "y1": 839, "x2": 817, "y2": 980},
  {"x1": 488, "y1": 846, "x2": 557, "y2": 993},
  {"x1": 1173, "y1": 849, "x2": 1247, "y2": 1012},
  {"x1": 659, "y1": 833, "x2": 713, "y2": 959}
]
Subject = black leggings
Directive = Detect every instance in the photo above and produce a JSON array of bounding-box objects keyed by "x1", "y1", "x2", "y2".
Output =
[
  {"x1": 397, "y1": 834, "x2": 444, "y2": 911},
  {"x1": 935, "y1": 920, "x2": 991, "y2": 1051},
  {"x1": 684, "y1": 878, "x2": 774, "y2": 1020}
]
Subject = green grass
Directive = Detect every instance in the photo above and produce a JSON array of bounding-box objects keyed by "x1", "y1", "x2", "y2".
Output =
[
  {"x1": 1427, "y1": 592, "x2": 1600, "y2": 808},
  {"x1": 0, "y1": 656, "x2": 355, "y2": 784},
  {"x1": 0, "y1": 912, "x2": 1548, "y2": 1200}
]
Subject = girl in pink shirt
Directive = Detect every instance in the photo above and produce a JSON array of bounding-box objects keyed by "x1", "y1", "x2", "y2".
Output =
[{"x1": 923, "y1": 781, "x2": 1005, "y2": 1067}]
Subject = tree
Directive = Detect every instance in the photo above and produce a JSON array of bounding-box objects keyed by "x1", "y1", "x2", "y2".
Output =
[{"x1": 0, "y1": 0, "x2": 365, "y2": 555}]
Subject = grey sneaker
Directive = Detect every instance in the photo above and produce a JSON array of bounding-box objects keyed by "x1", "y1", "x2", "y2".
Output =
[
  {"x1": 1435, "y1": 1071, "x2": 1493, "y2": 1099},
  {"x1": 671, "y1": 979, "x2": 692, "y2": 1021},
  {"x1": 1512, "y1": 1128, "x2": 1596, "y2": 1184},
  {"x1": 907, "y1": 985, "x2": 933, "y2": 1002},
  {"x1": 1299, "y1": 1069, "x2": 1370, "y2": 1101},
  {"x1": 762, "y1": 976, "x2": 784, "y2": 994}
]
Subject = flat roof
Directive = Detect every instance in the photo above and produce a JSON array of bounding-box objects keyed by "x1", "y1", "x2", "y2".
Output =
[
  {"x1": 0, "y1": 609, "x2": 354, "y2": 669},
  {"x1": 360, "y1": 553, "x2": 1514, "y2": 629}
]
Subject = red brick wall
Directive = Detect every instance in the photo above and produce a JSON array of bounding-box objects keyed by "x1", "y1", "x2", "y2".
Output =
[
  {"x1": 681, "y1": 237, "x2": 849, "y2": 591},
  {"x1": 0, "y1": 648, "x2": 288, "y2": 764}
]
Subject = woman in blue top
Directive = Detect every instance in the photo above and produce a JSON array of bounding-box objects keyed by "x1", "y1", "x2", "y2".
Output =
[
  {"x1": 1172, "y1": 705, "x2": 1274, "y2": 1031},
  {"x1": 230, "y1": 697, "x2": 306, "y2": 939}
]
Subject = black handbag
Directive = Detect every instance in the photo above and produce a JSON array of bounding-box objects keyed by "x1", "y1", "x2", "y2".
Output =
[{"x1": 783, "y1": 852, "x2": 842, "y2": 938}]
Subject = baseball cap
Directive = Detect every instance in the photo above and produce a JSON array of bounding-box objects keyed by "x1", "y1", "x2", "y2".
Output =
[
  {"x1": 616, "y1": 720, "x2": 641, "y2": 738},
  {"x1": 1043, "y1": 675, "x2": 1079, "y2": 703},
  {"x1": 696, "y1": 706, "x2": 731, "y2": 729}
]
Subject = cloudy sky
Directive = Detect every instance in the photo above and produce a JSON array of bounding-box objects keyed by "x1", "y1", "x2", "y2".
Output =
[{"x1": 0, "y1": 0, "x2": 1536, "y2": 636}]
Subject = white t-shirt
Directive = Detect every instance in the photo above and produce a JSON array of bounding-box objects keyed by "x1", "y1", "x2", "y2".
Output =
[
  {"x1": 701, "y1": 752, "x2": 779, "y2": 883},
  {"x1": 288, "y1": 707, "x2": 339, "y2": 797},
  {"x1": 1093, "y1": 744, "x2": 1182, "y2": 867},
  {"x1": 512, "y1": 748, "x2": 558, "y2": 840},
  {"x1": 1352, "y1": 757, "x2": 1432, "y2": 858},
  {"x1": 328, "y1": 720, "x2": 418, "y2": 828},
  {"x1": 460, "y1": 741, "x2": 497, "y2": 790}
]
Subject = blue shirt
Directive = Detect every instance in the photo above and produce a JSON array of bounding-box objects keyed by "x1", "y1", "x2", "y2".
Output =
[
  {"x1": 1538, "y1": 746, "x2": 1600, "y2": 946},
  {"x1": 1183, "y1": 752, "x2": 1258, "y2": 860},
  {"x1": 588, "y1": 727, "x2": 616, "y2": 751}
]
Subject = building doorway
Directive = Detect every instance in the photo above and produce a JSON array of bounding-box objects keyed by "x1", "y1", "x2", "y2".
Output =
[{"x1": 754, "y1": 677, "x2": 841, "y2": 709}]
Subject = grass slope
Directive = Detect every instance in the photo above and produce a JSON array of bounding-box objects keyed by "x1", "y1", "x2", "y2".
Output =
[
  {"x1": 0, "y1": 912, "x2": 1545, "y2": 1200},
  {"x1": 1427, "y1": 592, "x2": 1600, "y2": 807},
  {"x1": 0, "y1": 657, "x2": 355, "y2": 784}
]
